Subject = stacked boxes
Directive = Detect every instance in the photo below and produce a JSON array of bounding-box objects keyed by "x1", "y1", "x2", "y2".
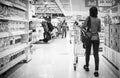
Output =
[
  {"x1": 103, "y1": 24, "x2": 120, "y2": 70},
  {"x1": 109, "y1": 37, "x2": 119, "y2": 52},
  {"x1": 104, "y1": 24, "x2": 110, "y2": 47},
  {"x1": 110, "y1": 24, "x2": 120, "y2": 38},
  {"x1": 110, "y1": 24, "x2": 120, "y2": 52}
]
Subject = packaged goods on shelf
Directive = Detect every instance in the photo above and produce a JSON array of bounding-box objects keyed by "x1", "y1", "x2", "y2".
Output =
[
  {"x1": 0, "y1": 4, "x2": 7, "y2": 17},
  {"x1": 0, "y1": 4, "x2": 26, "y2": 20},
  {"x1": 9, "y1": 36, "x2": 14, "y2": 45},
  {"x1": 0, "y1": 20, "x2": 8, "y2": 32},
  {"x1": 0, "y1": 37, "x2": 11, "y2": 52},
  {"x1": 8, "y1": 21, "x2": 26, "y2": 32},
  {"x1": 104, "y1": 25, "x2": 110, "y2": 34},
  {"x1": 0, "y1": 0, "x2": 30, "y2": 75},
  {"x1": 104, "y1": 36, "x2": 110, "y2": 47},
  {"x1": 110, "y1": 24, "x2": 120, "y2": 38},
  {"x1": 110, "y1": 4, "x2": 120, "y2": 25},
  {"x1": 14, "y1": 35, "x2": 22, "y2": 44},
  {"x1": 110, "y1": 37, "x2": 119, "y2": 52},
  {"x1": 0, "y1": 38, "x2": 4, "y2": 51},
  {"x1": 111, "y1": 16, "x2": 120, "y2": 24},
  {"x1": 14, "y1": 0, "x2": 27, "y2": 8}
]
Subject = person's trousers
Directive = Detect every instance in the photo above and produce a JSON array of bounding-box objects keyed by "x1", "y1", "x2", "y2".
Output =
[
  {"x1": 62, "y1": 30, "x2": 67, "y2": 38},
  {"x1": 85, "y1": 40, "x2": 100, "y2": 70}
]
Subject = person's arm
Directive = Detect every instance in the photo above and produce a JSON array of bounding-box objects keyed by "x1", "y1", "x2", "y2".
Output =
[
  {"x1": 81, "y1": 16, "x2": 89, "y2": 29},
  {"x1": 98, "y1": 19, "x2": 101, "y2": 32}
]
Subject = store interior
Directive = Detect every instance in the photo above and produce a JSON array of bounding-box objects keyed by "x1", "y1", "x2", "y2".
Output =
[{"x1": 0, "y1": 0, "x2": 120, "y2": 78}]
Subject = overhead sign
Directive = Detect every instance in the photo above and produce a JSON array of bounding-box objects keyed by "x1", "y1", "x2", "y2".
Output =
[
  {"x1": 85, "y1": 0, "x2": 98, "y2": 7},
  {"x1": 85, "y1": 0, "x2": 119, "y2": 7},
  {"x1": 112, "y1": 0, "x2": 120, "y2": 6},
  {"x1": 98, "y1": 0, "x2": 113, "y2": 6}
]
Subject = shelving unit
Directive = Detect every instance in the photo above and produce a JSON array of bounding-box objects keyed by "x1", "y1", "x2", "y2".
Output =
[
  {"x1": 0, "y1": 0, "x2": 31, "y2": 75},
  {"x1": 102, "y1": 3, "x2": 120, "y2": 78}
]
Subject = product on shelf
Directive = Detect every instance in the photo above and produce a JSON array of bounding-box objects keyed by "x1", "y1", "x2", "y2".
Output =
[
  {"x1": 0, "y1": 0, "x2": 31, "y2": 75},
  {"x1": 14, "y1": 0, "x2": 27, "y2": 8},
  {"x1": 0, "y1": 3, "x2": 26, "y2": 20},
  {"x1": 0, "y1": 4, "x2": 7, "y2": 17},
  {"x1": 0, "y1": 37, "x2": 11, "y2": 52}
]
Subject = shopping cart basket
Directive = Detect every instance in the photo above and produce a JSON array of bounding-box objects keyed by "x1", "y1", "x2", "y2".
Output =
[{"x1": 71, "y1": 26, "x2": 85, "y2": 71}]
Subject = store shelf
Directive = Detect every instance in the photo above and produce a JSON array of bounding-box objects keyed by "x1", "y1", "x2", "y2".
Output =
[
  {"x1": 0, "y1": 17, "x2": 28, "y2": 22},
  {"x1": 0, "y1": 43, "x2": 28, "y2": 58},
  {"x1": 0, "y1": 31, "x2": 27, "y2": 38},
  {"x1": 13, "y1": 3, "x2": 27, "y2": 11},
  {"x1": 11, "y1": 31, "x2": 27, "y2": 36},
  {"x1": 103, "y1": 45, "x2": 119, "y2": 69},
  {"x1": 0, "y1": 0, "x2": 30, "y2": 75},
  {"x1": 0, "y1": 0, "x2": 27, "y2": 11},
  {"x1": 0, "y1": 54, "x2": 26, "y2": 75},
  {"x1": 0, "y1": 0, "x2": 13, "y2": 7},
  {"x1": 0, "y1": 32, "x2": 10, "y2": 38}
]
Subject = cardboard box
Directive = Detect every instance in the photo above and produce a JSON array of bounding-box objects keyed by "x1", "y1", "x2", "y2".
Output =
[
  {"x1": 104, "y1": 25, "x2": 110, "y2": 34},
  {"x1": 110, "y1": 37, "x2": 119, "y2": 52},
  {"x1": 104, "y1": 36, "x2": 110, "y2": 47},
  {"x1": 110, "y1": 24, "x2": 120, "y2": 38}
]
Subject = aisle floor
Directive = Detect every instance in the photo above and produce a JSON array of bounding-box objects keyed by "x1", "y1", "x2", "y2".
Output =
[{"x1": 1, "y1": 36, "x2": 117, "y2": 78}]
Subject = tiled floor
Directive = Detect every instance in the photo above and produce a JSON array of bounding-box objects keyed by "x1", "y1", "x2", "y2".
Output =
[{"x1": 1, "y1": 36, "x2": 118, "y2": 78}]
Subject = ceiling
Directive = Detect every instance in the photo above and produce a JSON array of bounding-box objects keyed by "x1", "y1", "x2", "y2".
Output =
[
  {"x1": 32, "y1": 0, "x2": 90, "y2": 16},
  {"x1": 32, "y1": 0, "x2": 118, "y2": 17}
]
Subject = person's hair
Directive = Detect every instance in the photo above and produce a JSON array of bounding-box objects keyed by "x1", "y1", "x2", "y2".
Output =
[
  {"x1": 74, "y1": 21, "x2": 78, "y2": 25},
  {"x1": 89, "y1": 6, "x2": 98, "y2": 17}
]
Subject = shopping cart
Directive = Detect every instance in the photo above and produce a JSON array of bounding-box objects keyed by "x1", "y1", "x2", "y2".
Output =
[
  {"x1": 73, "y1": 27, "x2": 104, "y2": 71},
  {"x1": 70, "y1": 25, "x2": 85, "y2": 71}
]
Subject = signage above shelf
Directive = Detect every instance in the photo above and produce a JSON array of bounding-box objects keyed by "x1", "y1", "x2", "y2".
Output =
[{"x1": 85, "y1": 0, "x2": 120, "y2": 7}]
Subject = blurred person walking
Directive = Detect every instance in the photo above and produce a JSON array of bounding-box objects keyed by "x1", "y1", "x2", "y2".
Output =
[
  {"x1": 61, "y1": 20, "x2": 68, "y2": 38},
  {"x1": 81, "y1": 6, "x2": 101, "y2": 77}
]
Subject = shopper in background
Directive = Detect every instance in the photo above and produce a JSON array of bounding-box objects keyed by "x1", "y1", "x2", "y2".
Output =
[
  {"x1": 81, "y1": 6, "x2": 101, "y2": 77},
  {"x1": 61, "y1": 20, "x2": 68, "y2": 38}
]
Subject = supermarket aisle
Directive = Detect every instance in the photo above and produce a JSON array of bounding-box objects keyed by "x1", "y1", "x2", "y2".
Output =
[{"x1": 1, "y1": 36, "x2": 117, "y2": 78}]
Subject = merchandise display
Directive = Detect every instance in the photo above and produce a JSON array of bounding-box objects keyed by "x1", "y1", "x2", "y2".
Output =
[
  {"x1": 102, "y1": 3, "x2": 120, "y2": 77},
  {"x1": 29, "y1": 19, "x2": 44, "y2": 43},
  {"x1": 0, "y1": 0, "x2": 31, "y2": 75}
]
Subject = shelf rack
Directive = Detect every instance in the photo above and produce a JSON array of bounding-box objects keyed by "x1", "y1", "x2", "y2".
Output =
[{"x1": 0, "y1": 0, "x2": 32, "y2": 75}]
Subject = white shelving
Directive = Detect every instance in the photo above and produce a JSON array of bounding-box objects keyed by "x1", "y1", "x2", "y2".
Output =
[
  {"x1": 0, "y1": 31, "x2": 27, "y2": 38},
  {"x1": 0, "y1": 43, "x2": 28, "y2": 58},
  {"x1": 102, "y1": 3, "x2": 120, "y2": 78},
  {"x1": 0, "y1": 18, "x2": 28, "y2": 22},
  {"x1": 0, "y1": 54, "x2": 26, "y2": 75},
  {"x1": 103, "y1": 45, "x2": 119, "y2": 77},
  {"x1": 0, "y1": 0, "x2": 31, "y2": 75},
  {"x1": 0, "y1": 0, "x2": 27, "y2": 11}
]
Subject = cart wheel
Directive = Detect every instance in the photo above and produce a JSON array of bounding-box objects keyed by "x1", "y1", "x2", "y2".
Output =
[
  {"x1": 70, "y1": 40, "x2": 72, "y2": 44},
  {"x1": 76, "y1": 57, "x2": 78, "y2": 64},
  {"x1": 74, "y1": 63, "x2": 76, "y2": 71},
  {"x1": 74, "y1": 65, "x2": 76, "y2": 71}
]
